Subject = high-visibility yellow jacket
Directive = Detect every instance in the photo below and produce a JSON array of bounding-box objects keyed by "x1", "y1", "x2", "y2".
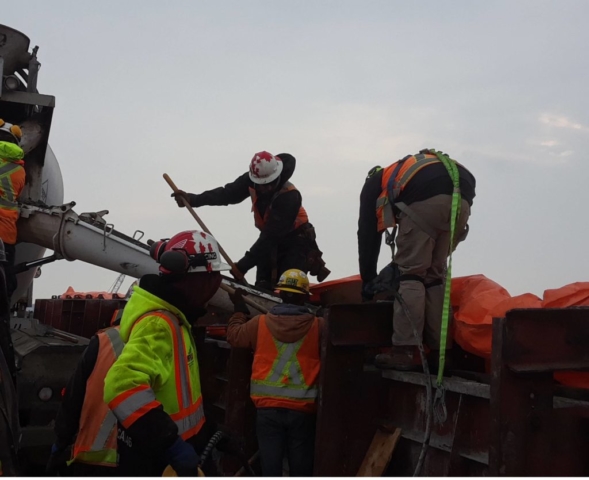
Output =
[
  {"x1": 103, "y1": 285, "x2": 205, "y2": 441},
  {"x1": 0, "y1": 141, "x2": 25, "y2": 245}
]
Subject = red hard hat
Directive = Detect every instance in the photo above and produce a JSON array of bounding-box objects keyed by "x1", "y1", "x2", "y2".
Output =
[{"x1": 149, "y1": 230, "x2": 231, "y2": 275}]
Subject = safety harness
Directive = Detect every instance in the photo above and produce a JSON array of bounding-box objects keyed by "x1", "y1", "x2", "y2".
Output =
[{"x1": 385, "y1": 149, "x2": 462, "y2": 394}]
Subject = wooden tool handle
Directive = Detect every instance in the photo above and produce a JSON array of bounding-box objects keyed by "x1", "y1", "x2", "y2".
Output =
[
  {"x1": 220, "y1": 283, "x2": 269, "y2": 314},
  {"x1": 163, "y1": 173, "x2": 245, "y2": 283}
]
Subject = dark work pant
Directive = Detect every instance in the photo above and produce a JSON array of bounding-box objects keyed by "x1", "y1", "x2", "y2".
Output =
[
  {"x1": 256, "y1": 408, "x2": 316, "y2": 477},
  {"x1": 255, "y1": 234, "x2": 310, "y2": 289}
]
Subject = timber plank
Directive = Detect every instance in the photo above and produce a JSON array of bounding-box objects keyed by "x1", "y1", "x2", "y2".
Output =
[{"x1": 356, "y1": 427, "x2": 401, "y2": 477}]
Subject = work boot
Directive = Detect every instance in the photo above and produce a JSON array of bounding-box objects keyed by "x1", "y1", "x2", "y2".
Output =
[
  {"x1": 375, "y1": 346, "x2": 421, "y2": 371},
  {"x1": 316, "y1": 266, "x2": 331, "y2": 282}
]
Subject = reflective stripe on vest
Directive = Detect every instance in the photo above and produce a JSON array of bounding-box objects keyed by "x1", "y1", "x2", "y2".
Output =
[
  {"x1": 250, "y1": 316, "x2": 320, "y2": 411},
  {"x1": 0, "y1": 162, "x2": 22, "y2": 212},
  {"x1": 248, "y1": 181, "x2": 309, "y2": 231},
  {"x1": 72, "y1": 327, "x2": 123, "y2": 467},
  {"x1": 108, "y1": 310, "x2": 205, "y2": 440}
]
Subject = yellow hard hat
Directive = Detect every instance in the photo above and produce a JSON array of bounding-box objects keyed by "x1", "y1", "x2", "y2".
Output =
[
  {"x1": 276, "y1": 269, "x2": 310, "y2": 295},
  {"x1": 0, "y1": 119, "x2": 22, "y2": 145}
]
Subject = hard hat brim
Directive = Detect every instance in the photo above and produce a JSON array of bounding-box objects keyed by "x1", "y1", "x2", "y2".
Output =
[
  {"x1": 249, "y1": 158, "x2": 284, "y2": 185},
  {"x1": 276, "y1": 286, "x2": 309, "y2": 295},
  {"x1": 187, "y1": 261, "x2": 232, "y2": 273}
]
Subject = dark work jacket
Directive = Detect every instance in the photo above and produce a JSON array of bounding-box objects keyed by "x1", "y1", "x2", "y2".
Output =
[
  {"x1": 358, "y1": 162, "x2": 476, "y2": 285},
  {"x1": 187, "y1": 154, "x2": 304, "y2": 273}
]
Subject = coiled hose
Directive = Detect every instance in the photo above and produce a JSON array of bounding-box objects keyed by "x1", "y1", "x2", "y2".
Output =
[
  {"x1": 199, "y1": 430, "x2": 256, "y2": 476},
  {"x1": 199, "y1": 431, "x2": 225, "y2": 467}
]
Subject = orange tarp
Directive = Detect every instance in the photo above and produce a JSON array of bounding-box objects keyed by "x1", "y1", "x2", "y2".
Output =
[{"x1": 309, "y1": 274, "x2": 589, "y2": 388}]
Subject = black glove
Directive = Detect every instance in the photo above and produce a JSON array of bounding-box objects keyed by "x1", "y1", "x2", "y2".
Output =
[
  {"x1": 361, "y1": 281, "x2": 375, "y2": 302},
  {"x1": 171, "y1": 190, "x2": 191, "y2": 208},
  {"x1": 164, "y1": 437, "x2": 201, "y2": 477},
  {"x1": 229, "y1": 288, "x2": 249, "y2": 314}
]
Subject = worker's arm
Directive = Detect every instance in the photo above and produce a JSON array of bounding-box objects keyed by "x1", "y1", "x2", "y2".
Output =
[
  {"x1": 227, "y1": 313, "x2": 260, "y2": 349},
  {"x1": 235, "y1": 189, "x2": 301, "y2": 273},
  {"x1": 187, "y1": 172, "x2": 251, "y2": 207},
  {"x1": 104, "y1": 317, "x2": 179, "y2": 455},
  {"x1": 358, "y1": 171, "x2": 384, "y2": 287},
  {"x1": 53, "y1": 335, "x2": 100, "y2": 449}
]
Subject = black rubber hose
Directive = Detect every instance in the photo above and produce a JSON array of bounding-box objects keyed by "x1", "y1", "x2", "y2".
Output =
[
  {"x1": 201, "y1": 430, "x2": 256, "y2": 476},
  {"x1": 199, "y1": 430, "x2": 225, "y2": 467}
]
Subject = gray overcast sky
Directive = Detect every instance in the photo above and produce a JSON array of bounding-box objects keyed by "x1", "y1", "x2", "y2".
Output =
[{"x1": 3, "y1": 0, "x2": 589, "y2": 300}]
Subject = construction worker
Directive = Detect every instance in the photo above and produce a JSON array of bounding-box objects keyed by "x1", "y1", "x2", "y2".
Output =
[
  {"x1": 103, "y1": 230, "x2": 230, "y2": 476},
  {"x1": 172, "y1": 151, "x2": 330, "y2": 291},
  {"x1": 47, "y1": 318, "x2": 124, "y2": 476},
  {"x1": 358, "y1": 149, "x2": 476, "y2": 370},
  {"x1": 227, "y1": 269, "x2": 322, "y2": 477},
  {"x1": 0, "y1": 120, "x2": 26, "y2": 300}
]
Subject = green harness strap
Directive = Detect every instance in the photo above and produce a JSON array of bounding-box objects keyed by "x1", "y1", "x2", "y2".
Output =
[{"x1": 423, "y1": 149, "x2": 461, "y2": 387}]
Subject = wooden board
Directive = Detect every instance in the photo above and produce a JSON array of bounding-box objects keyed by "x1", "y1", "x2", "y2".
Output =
[{"x1": 356, "y1": 427, "x2": 402, "y2": 477}]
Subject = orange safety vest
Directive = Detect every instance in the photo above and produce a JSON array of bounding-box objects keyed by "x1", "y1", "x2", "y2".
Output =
[
  {"x1": 250, "y1": 316, "x2": 320, "y2": 413},
  {"x1": 0, "y1": 159, "x2": 25, "y2": 245},
  {"x1": 375, "y1": 152, "x2": 443, "y2": 233},
  {"x1": 248, "y1": 181, "x2": 309, "y2": 232},
  {"x1": 72, "y1": 327, "x2": 123, "y2": 467},
  {"x1": 110, "y1": 308, "x2": 123, "y2": 327}
]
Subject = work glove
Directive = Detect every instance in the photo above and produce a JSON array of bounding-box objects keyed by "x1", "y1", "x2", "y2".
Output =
[
  {"x1": 171, "y1": 190, "x2": 191, "y2": 208},
  {"x1": 230, "y1": 263, "x2": 247, "y2": 283},
  {"x1": 361, "y1": 281, "x2": 375, "y2": 303},
  {"x1": 228, "y1": 288, "x2": 249, "y2": 314},
  {"x1": 164, "y1": 437, "x2": 201, "y2": 477},
  {"x1": 45, "y1": 443, "x2": 69, "y2": 476}
]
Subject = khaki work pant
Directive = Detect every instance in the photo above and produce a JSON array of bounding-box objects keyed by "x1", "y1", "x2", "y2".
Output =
[{"x1": 393, "y1": 194, "x2": 470, "y2": 349}]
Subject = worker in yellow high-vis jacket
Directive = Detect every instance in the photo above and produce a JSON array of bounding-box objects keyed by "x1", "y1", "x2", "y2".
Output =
[{"x1": 104, "y1": 230, "x2": 230, "y2": 476}]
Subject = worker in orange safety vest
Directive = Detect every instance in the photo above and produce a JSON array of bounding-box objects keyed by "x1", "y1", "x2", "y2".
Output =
[
  {"x1": 172, "y1": 151, "x2": 330, "y2": 291},
  {"x1": 227, "y1": 269, "x2": 323, "y2": 477},
  {"x1": 47, "y1": 320, "x2": 124, "y2": 476},
  {"x1": 358, "y1": 149, "x2": 476, "y2": 370},
  {"x1": 0, "y1": 120, "x2": 26, "y2": 300}
]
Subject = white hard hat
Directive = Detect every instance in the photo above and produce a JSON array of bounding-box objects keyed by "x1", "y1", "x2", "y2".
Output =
[
  {"x1": 150, "y1": 230, "x2": 231, "y2": 275},
  {"x1": 248, "y1": 151, "x2": 283, "y2": 185}
]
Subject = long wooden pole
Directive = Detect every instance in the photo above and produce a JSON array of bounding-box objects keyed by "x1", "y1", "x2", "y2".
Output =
[
  {"x1": 218, "y1": 282, "x2": 269, "y2": 314},
  {"x1": 163, "y1": 173, "x2": 273, "y2": 312},
  {"x1": 163, "y1": 173, "x2": 243, "y2": 279}
]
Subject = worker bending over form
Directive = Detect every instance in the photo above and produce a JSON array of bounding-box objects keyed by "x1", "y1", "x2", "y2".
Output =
[
  {"x1": 358, "y1": 149, "x2": 476, "y2": 370},
  {"x1": 172, "y1": 151, "x2": 329, "y2": 291}
]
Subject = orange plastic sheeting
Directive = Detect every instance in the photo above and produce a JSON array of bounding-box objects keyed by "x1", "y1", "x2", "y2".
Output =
[
  {"x1": 309, "y1": 275, "x2": 361, "y2": 304},
  {"x1": 59, "y1": 286, "x2": 125, "y2": 300},
  {"x1": 452, "y1": 275, "x2": 589, "y2": 389},
  {"x1": 451, "y1": 275, "x2": 542, "y2": 358},
  {"x1": 542, "y1": 282, "x2": 589, "y2": 308}
]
